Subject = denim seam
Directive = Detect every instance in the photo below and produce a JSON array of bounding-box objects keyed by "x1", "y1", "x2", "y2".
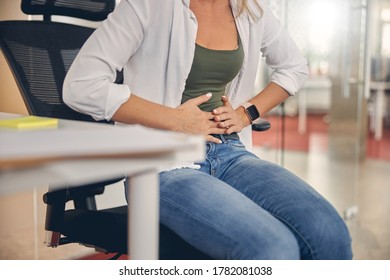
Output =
[
  {"x1": 205, "y1": 143, "x2": 212, "y2": 166},
  {"x1": 265, "y1": 210, "x2": 317, "y2": 260}
]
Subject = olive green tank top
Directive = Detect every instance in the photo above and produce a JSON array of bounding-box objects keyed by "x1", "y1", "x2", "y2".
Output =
[{"x1": 181, "y1": 36, "x2": 244, "y2": 112}]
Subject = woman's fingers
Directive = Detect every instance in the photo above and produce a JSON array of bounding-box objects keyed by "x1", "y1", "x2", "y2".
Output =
[
  {"x1": 188, "y1": 92, "x2": 213, "y2": 106},
  {"x1": 206, "y1": 135, "x2": 223, "y2": 144}
]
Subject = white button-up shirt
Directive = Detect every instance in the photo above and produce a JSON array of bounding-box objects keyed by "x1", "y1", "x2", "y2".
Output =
[{"x1": 63, "y1": 0, "x2": 308, "y2": 148}]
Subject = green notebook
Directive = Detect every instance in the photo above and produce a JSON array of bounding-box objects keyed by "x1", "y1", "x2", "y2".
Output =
[{"x1": 0, "y1": 116, "x2": 58, "y2": 130}]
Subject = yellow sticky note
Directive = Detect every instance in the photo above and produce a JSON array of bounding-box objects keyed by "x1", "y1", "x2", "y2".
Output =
[{"x1": 0, "y1": 116, "x2": 58, "y2": 130}]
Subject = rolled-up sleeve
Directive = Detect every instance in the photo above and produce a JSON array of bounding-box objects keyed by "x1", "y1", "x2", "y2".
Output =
[
  {"x1": 63, "y1": 0, "x2": 146, "y2": 121},
  {"x1": 260, "y1": 6, "x2": 309, "y2": 95}
]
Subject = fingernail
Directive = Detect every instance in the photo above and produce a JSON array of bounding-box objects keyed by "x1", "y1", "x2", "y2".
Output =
[{"x1": 205, "y1": 92, "x2": 212, "y2": 97}]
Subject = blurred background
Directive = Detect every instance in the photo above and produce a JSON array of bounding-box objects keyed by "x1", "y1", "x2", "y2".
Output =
[
  {"x1": 254, "y1": 0, "x2": 390, "y2": 260},
  {"x1": 0, "y1": 0, "x2": 389, "y2": 260}
]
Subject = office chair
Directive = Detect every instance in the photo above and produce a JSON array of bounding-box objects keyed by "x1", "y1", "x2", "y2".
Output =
[{"x1": 0, "y1": 0, "x2": 270, "y2": 260}]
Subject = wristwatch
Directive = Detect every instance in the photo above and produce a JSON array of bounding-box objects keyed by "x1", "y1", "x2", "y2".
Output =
[{"x1": 241, "y1": 102, "x2": 260, "y2": 124}]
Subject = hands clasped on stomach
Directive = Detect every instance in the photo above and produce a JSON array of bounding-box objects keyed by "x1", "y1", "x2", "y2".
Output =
[{"x1": 177, "y1": 93, "x2": 247, "y2": 144}]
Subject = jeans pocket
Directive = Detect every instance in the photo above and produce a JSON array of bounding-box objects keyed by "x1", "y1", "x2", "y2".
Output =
[{"x1": 229, "y1": 139, "x2": 246, "y2": 148}]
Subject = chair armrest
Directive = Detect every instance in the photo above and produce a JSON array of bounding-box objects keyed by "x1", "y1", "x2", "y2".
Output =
[{"x1": 252, "y1": 118, "x2": 271, "y2": 131}]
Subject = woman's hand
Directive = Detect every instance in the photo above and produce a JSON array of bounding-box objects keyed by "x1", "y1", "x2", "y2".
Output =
[
  {"x1": 212, "y1": 96, "x2": 250, "y2": 134},
  {"x1": 176, "y1": 93, "x2": 227, "y2": 143}
]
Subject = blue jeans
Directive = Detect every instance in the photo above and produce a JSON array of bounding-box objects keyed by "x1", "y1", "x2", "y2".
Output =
[{"x1": 132, "y1": 136, "x2": 352, "y2": 259}]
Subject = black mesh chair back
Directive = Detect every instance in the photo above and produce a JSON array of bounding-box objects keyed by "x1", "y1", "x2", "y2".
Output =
[
  {"x1": 0, "y1": 0, "x2": 118, "y2": 121},
  {"x1": 0, "y1": 21, "x2": 99, "y2": 121},
  {"x1": 21, "y1": 0, "x2": 116, "y2": 22}
]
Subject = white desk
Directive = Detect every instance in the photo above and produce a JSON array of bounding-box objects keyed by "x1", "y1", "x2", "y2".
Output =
[{"x1": 0, "y1": 112, "x2": 204, "y2": 259}]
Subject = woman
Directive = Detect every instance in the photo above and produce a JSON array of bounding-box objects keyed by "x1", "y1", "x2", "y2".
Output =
[{"x1": 63, "y1": 0, "x2": 352, "y2": 259}]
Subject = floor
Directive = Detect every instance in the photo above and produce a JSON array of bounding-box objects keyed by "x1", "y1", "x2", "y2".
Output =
[{"x1": 0, "y1": 114, "x2": 389, "y2": 260}]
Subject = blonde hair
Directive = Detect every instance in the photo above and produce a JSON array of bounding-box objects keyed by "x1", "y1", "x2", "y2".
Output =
[{"x1": 237, "y1": 0, "x2": 263, "y2": 21}]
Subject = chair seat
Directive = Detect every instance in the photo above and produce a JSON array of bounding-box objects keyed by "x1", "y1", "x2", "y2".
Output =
[
  {"x1": 63, "y1": 206, "x2": 212, "y2": 259},
  {"x1": 63, "y1": 206, "x2": 128, "y2": 253}
]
